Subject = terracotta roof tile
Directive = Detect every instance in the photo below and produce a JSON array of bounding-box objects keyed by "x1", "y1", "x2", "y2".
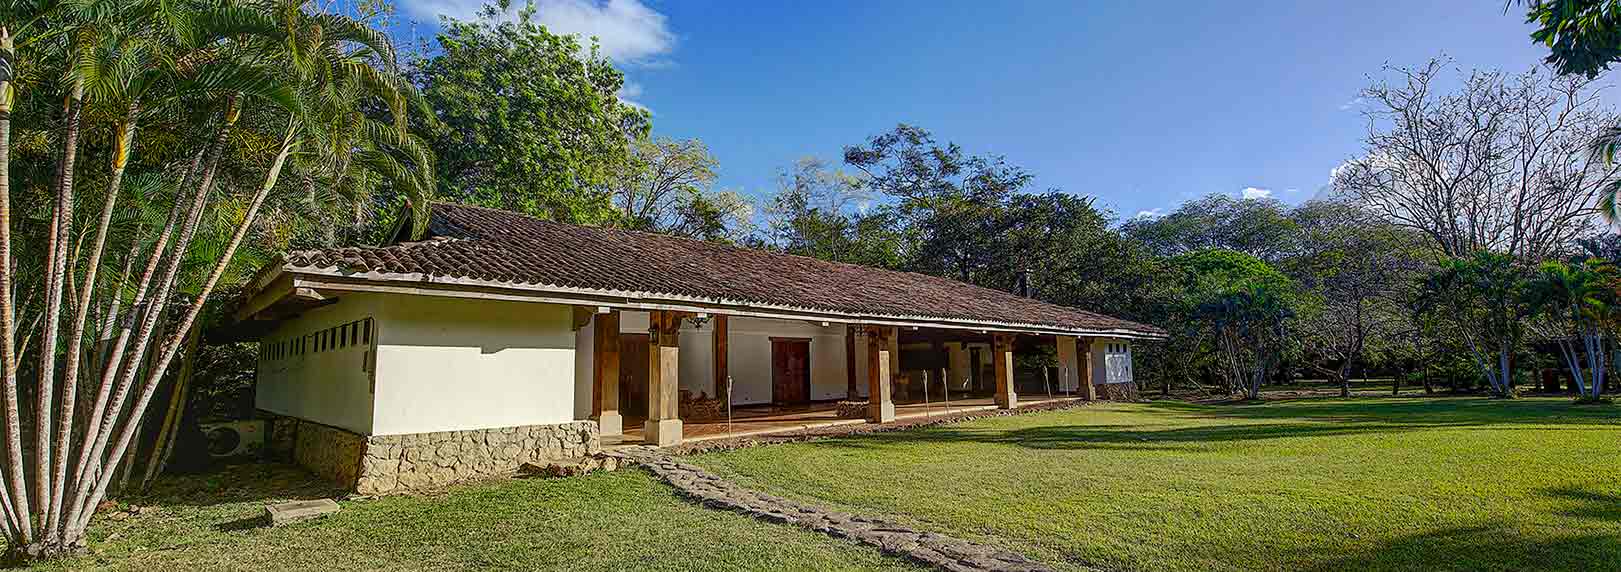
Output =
[{"x1": 281, "y1": 203, "x2": 1162, "y2": 337}]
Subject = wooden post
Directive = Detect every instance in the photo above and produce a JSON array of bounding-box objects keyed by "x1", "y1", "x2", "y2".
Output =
[
  {"x1": 644, "y1": 310, "x2": 683, "y2": 446},
  {"x1": 712, "y1": 315, "x2": 729, "y2": 404},
  {"x1": 994, "y1": 333, "x2": 1017, "y2": 409},
  {"x1": 1079, "y1": 338, "x2": 1097, "y2": 401},
  {"x1": 845, "y1": 325, "x2": 858, "y2": 398},
  {"x1": 593, "y1": 311, "x2": 623, "y2": 436},
  {"x1": 867, "y1": 326, "x2": 896, "y2": 423},
  {"x1": 1055, "y1": 335, "x2": 1079, "y2": 398}
]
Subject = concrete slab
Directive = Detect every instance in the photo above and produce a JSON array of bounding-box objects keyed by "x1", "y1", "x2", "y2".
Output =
[{"x1": 265, "y1": 498, "x2": 339, "y2": 527}]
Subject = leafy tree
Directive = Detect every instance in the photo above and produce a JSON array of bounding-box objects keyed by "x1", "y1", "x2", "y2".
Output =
[
  {"x1": 413, "y1": 1, "x2": 649, "y2": 223},
  {"x1": 1288, "y1": 201, "x2": 1427, "y2": 396},
  {"x1": 1172, "y1": 250, "x2": 1297, "y2": 399},
  {"x1": 0, "y1": 0, "x2": 426, "y2": 557},
  {"x1": 1121, "y1": 194, "x2": 1300, "y2": 265},
  {"x1": 760, "y1": 157, "x2": 902, "y2": 268},
  {"x1": 1524, "y1": 0, "x2": 1621, "y2": 78},
  {"x1": 1418, "y1": 252, "x2": 1534, "y2": 397},
  {"x1": 1525, "y1": 257, "x2": 1617, "y2": 400},
  {"x1": 844, "y1": 124, "x2": 1033, "y2": 284},
  {"x1": 611, "y1": 137, "x2": 717, "y2": 230}
]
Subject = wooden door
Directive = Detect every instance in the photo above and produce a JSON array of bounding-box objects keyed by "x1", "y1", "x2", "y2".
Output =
[
  {"x1": 620, "y1": 333, "x2": 649, "y2": 417},
  {"x1": 772, "y1": 339, "x2": 811, "y2": 404}
]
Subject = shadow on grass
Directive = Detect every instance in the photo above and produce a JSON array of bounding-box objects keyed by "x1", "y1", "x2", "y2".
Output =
[
  {"x1": 126, "y1": 462, "x2": 346, "y2": 508},
  {"x1": 785, "y1": 397, "x2": 1619, "y2": 453},
  {"x1": 1544, "y1": 485, "x2": 1621, "y2": 522},
  {"x1": 1298, "y1": 524, "x2": 1621, "y2": 571}
]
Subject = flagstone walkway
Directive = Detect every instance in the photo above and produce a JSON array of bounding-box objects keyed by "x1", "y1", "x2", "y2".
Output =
[{"x1": 616, "y1": 446, "x2": 1060, "y2": 572}]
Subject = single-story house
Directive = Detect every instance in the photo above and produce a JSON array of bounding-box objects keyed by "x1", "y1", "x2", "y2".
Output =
[{"x1": 227, "y1": 203, "x2": 1164, "y2": 493}]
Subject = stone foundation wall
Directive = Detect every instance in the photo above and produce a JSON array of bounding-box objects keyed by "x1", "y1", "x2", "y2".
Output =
[
  {"x1": 356, "y1": 421, "x2": 600, "y2": 495},
  {"x1": 259, "y1": 413, "x2": 600, "y2": 494},
  {"x1": 1097, "y1": 381, "x2": 1141, "y2": 402},
  {"x1": 294, "y1": 421, "x2": 368, "y2": 488}
]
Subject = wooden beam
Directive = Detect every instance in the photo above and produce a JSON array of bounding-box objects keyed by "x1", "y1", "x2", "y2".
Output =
[{"x1": 1079, "y1": 338, "x2": 1097, "y2": 401}]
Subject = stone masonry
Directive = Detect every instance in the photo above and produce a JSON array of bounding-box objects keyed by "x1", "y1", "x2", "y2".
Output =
[
  {"x1": 619, "y1": 447, "x2": 1061, "y2": 572},
  {"x1": 356, "y1": 421, "x2": 599, "y2": 494},
  {"x1": 265, "y1": 414, "x2": 600, "y2": 494}
]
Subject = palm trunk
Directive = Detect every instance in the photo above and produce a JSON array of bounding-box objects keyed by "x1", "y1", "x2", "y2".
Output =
[
  {"x1": 35, "y1": 80, "x2": 86, "y2": 529},
  {"x1": 64, "y1": 114, "x2": 230, "y2": 533},
  {"x1": 140, "y1": 325, "x2": 195, "y2": 489},
  {"x1": 0, "y1": 29, "x2": 34, "y2": 542},
  {"x1": 73, "y1": 118, "x2": 296, "y2": 535},
  {"x1": 61, "y1": 147, "x2": 201, "y2": 536},
  {"x1": 48, "y1": 103, "x2": 139, "y2": 531}
]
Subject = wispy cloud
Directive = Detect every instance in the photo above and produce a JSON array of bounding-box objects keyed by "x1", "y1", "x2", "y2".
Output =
[
  {"x1": 401, "y1": 0, "x2": 676, "y2": 65},
  {"x1": 618, "y1": 80, "x2": 647, "y2": 110},
  {"x1": 1133, "y1": 208, "x2": 1166, "y2": 220},
  {"x1": 1339, "y1": 96, "x2": 1366, "y2": 111},
  {"x1": 1240, "y1": 187, "x2": 1272, "y2": 200}
]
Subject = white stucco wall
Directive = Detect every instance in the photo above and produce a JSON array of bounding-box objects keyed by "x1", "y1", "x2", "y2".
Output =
[
  {"x1": 255, "y1": 295, "x2": 381, "y2": 435},
  {"x1": 1091, "y1": 339, "x2": 1134, "y2": 385},
  {"x1": 369, "y1": 295, "x2": 578, "y2": 436},
  {"x1": 725, "y1": 317, "x2": 848, "y2": 404}
]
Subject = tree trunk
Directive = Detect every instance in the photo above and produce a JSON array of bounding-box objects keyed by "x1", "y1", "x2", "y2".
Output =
[
  {"x1": 0, "y1": 33, "x2": 33, "y2": 543},
  {"x1": 140, "y1": 326, "x2": 195, "y2": 489},
  {"x1": 71, "y1": 118, "x2": 295, "y2": 538}
]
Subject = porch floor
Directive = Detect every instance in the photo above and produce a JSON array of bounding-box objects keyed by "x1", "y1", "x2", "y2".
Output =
[{"x1": 605, "y1": 394, "x2": 1087, "y2": 447}]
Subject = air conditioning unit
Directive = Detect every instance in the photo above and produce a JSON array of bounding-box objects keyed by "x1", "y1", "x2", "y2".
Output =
[{"x1": 199, "y1": 420, "x2": 266, "y2": 459}]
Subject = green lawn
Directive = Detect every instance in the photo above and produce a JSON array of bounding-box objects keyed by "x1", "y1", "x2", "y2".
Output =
[
  {"x1": 691, "y1": 396, "x2": 1621, "y2": 572},
  {"x1": 40, "y1": 464, "x2": 917, "y2": 571}
]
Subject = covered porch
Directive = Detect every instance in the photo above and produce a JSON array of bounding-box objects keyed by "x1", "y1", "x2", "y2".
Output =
[
  {"x1": 583, "y1": 308, "x2": 1132, "y2": 448},
  {"x1": 609, "y1": 395, "x2": 1089, "y2": 446}
]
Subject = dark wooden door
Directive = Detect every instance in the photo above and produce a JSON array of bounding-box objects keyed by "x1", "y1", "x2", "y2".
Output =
[
  {"x1": 620, "y1": 333, "x2": 649, "y2": 417},
  {"x1": 772, "y1": 339, "x2": 811, "y2": 404}
]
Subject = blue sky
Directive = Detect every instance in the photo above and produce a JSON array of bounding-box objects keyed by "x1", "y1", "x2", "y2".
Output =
[{"x1": 390, "y1": 0, "x2": 1592, "y2": 221}]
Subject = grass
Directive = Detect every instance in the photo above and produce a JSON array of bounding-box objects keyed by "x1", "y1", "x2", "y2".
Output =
[
  {"x1": 34, "y1": 464, "x2": 919, "y2": 571},
  {"x1": 691, "y1": 396, "x2": 1621, "y2": 572}
]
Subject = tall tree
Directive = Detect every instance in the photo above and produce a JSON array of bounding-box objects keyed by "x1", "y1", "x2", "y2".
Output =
[
  {"x1": 844, "y1": 124, "x2": 1032, "y2": 284},
  {"x1": 1418, "y1": 252, "x2": 1533, "y2": 397},
  {"x1": 1173, "y1": 249, "x2": 1297, "y2": 399},
  {"x1": 1289, "y1": 200, "x2": 1426, "y2": 396},
  {"x1": 1526, "y1": 257, "x2": 1616, "y2": 400},
  {"x1": 1333, "y1": 59, "x2": 1619, "y2": 260},
  {"x1": 0, "y1": 0, "x2": 428, "y2": 557},
  {"x1": 414, "y1": 1, "x2": 649, "y2": 224},
  {"x1": 1121, "y1": 194, "x2": 1300, "y2": 265}
]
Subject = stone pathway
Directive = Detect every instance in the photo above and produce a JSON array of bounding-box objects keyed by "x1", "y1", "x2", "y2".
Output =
[{"x1": 616, "y1": 447, "x2": 1058, "y2": 572}]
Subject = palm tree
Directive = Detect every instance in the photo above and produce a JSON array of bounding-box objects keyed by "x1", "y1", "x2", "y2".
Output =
[
  {"x1": 0, "y1": 0, "x2": 427, "y2": 557},
  {"x1": 1527, "y1": 258, "x2": 1616, "y2": 401}
]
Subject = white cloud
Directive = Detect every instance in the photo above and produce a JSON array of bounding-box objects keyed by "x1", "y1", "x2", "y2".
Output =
[
  {"x1": 401, "y1": 0, "x2": 676, "y2": 65},
  {"x1": 1133, "y1": 208, "x2": 1166, "y2": 220},
  {"x1": 1339, "y1": 96, "x2": 1366, "y2": 111},
  {"x1": 1240, "y1": 187, "x2": 1272, "y2": 200},
  {"x1": 617, "y1": 79, "x2": 648, "y2": 110}
]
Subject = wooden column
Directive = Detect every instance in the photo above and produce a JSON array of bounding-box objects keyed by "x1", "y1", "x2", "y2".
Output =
[
  {"x1": 1055, "y1": 335, "x2": 1079, "y2": 396},
  {"x1": 1079, "y1": 337, "x2": 1097, "y2": 401},
  {"x1": 592, "y1": 311, "x2": 622, "y2": 436},
  {"x1": 644, "y1": 311, "x2": 683, "y2": 446},
  {"x1": 867, "y1": 326, "x2": 896, "y2": 423},
  {"x1": 845, "y1": 325, "x2": 858, "y2": 398},
  {"x1": 712, "y1": 315, "x2": 729, "y2": 404},
  {"x1": 994, "y1": 333, "x2": 1017, "y2": 409}
]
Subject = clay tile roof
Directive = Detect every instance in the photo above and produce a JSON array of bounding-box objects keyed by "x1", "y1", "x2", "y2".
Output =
[{"x1": 281, "y1": 202, "x2": 1163, "y2": 338}]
